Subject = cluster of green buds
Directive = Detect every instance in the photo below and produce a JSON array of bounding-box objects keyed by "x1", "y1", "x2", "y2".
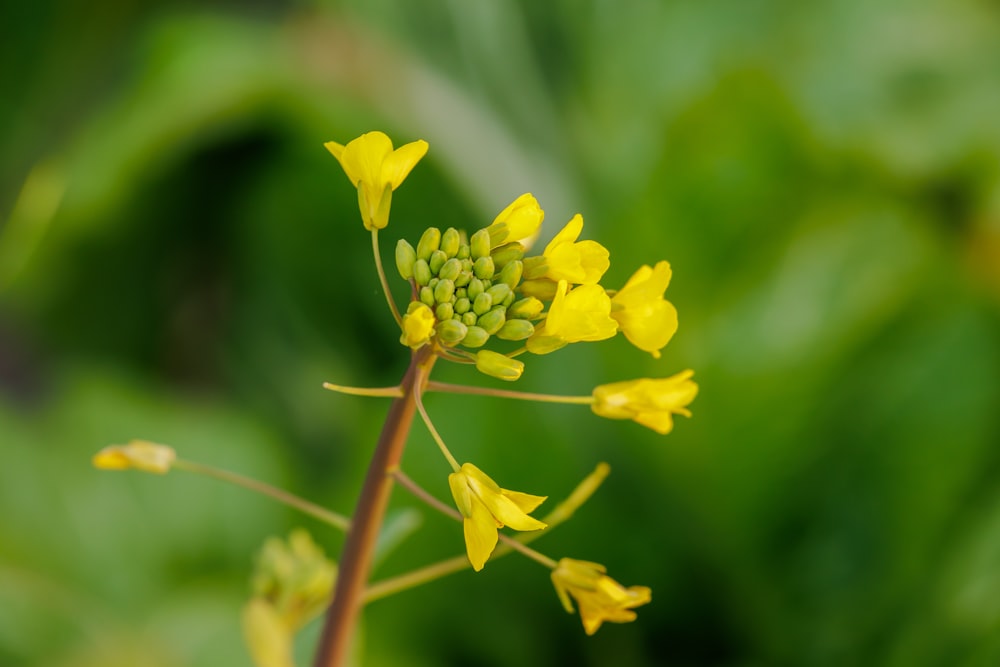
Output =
[{"x1": 396, "y1": 225, "x2": 536, "y2": 350}]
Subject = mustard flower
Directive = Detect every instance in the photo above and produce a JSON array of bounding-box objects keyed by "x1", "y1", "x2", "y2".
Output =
[
  {"x1": 92, "y1": 440, "x2": 176, "y2": 474},
  {"x1": 400, "y1": 301, "x2": 436, "y2": 349},
  {"x1": 448, "y1": 463, "x2": 547, "y2": 571},
  {"x1": 325, "y1": 131, "x2": 428, "y2": 230},
  {"x1": 487, "y1": 193, "x2": 544, "y2": 248},
  {"x1": 526, "y1": 280, "x2": 618, "y2": 354},
  {"x1": 551, "y1": 558, "x2": 652, "y2": 635},
  {"x1": 591, "y1": 370, "x2": 698, "y2": 434},
  {"x1": 611, "y1": 261, "x2": 678, "y2": 359},
  {"x1": 523, "y1": 214, "x2": 610, "y2": 285}
]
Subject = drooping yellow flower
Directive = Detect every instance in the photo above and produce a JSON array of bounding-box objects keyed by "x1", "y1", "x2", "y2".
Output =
[
  {"x1": 399, "y1": 301, "x2": 436, "y2": 349},
  {"x1": 591, "y1": 370, "x2": 698, "y2": 434},
  {"x1": 611, "y1": 261, "x2": 678, "y2": 359},
  {"x1": 486, "y1": 193, "x2": 544, "y2": 248},
  {"x1": 526, "y1": 280, "x2": 618, "y2": 354},
  {"x1": 551, "y1": 558, "x2": 652, "y2": 635},
  {"x1": 92, "y1": 440, "x2": 176, "y2": 474},
  {"x1": 448, "y1": 462, "x2": 547, "y2": 571},
  {"x1": 324, "y1": 131, "x2": 428, "y2": 230},
  {"x1": 523, "y1": 214, "x2": 610, "y2": 285}
]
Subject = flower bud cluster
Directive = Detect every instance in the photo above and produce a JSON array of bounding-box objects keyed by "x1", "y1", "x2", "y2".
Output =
[{"x1": 396, "y1": 226, "x2": 539, "y2": 349}]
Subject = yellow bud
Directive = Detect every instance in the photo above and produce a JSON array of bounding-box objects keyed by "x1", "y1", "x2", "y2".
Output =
[
  {"x1": 400, "y1": 301, "x2": 436, "y2": 348},
  {"x1": 92, "y1": 440, "x2": 176, "y2": 474},
  {"x1": 475, "y1": 350, "x2": 524, "y2": 381}
]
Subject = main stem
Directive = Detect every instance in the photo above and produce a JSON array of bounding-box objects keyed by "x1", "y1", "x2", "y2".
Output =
[{"x1": 314, "y1": 346, "x2": 436, "y2": 667}]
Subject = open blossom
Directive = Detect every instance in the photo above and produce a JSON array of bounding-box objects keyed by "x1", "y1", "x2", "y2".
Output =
[
  {"x1": 448, "y1": 463, "x2": 547, "y2": 571},
  {"x1": 611, "y1": 261, "x2": 678, "y2": 359},
  {"x1": 551, "y1": 558, "x2": 652, "y2": 635},
  {"x1": 325, "y1": 131, "x2": 428, "y2": 230},
  {"x1": 487, "y1": 193, "x2": 544, "y2": 248},
  {"x1": 92, "y1": 440, "x2": 176, "y2": 474},
  {"x1": 591, "y1": 370, "x2": 698, "y2": 434},
  {"x1": 522, "y1": 214, "x2": 610, "y2": 285},
  {"x1": 527, "y1": 280, "x2": 618, "y2": 354}
]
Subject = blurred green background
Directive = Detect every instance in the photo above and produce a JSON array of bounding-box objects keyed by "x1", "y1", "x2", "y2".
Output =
[{"x1": 3, "y1": 1, "x2": 1000, "y2": 665}]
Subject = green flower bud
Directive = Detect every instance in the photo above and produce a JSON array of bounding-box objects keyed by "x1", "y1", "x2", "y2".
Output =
[
  {"x1": 475, "y1": 350, "x2": 524, "y2": 381},
  {"x1": 454, "y1": 297, "x2": 471, "y2": 314},
  {"x1": 468, "y1": 277, "x2": 485, "y2": 300},
  {"x1": 436, "y1": 302, "x2": 454, "y2": 321},
  {"x1": 461, "y1": 311, "x2": 478, "y2": 327},
  {"x1": 396, "y1": 239, "x2": 417, "y2": 280},
  {"x1": 473, "y1": 256, "x2": 495, "y2": 280},
  {"x1": 477, "y1": 306, "x2": 507, "y2": 334},
  {"x1": 441, "y1": 227, "x2": 461, "y2": 257},
  {"x1": 485, "y1": 283, "x2": 511, "y2": 304},
  {"x1": 473, "y1": 292, "x2": 493, "y2": 315},
  {"x1": 429, "y1": 249, "x2": 448, "y2": 275},
  {"x1": 455, "y1": 287, "x2": 467, "y2": 299},
  {"x1": 491, "y1": 242, "x2": 525, "y2": 269},
  {"x1": 428, "y1": 277, "x2": 439, "y2": 289},
  {"x1": 417, "y1": 227, "x2": 441, "y2": 261},
  {"x1": 518, "y1": 278, "x2": 558, "y2": 301},
  {"x1": 419, "y1": 286, "x2": 435, "y2": 307},
  {"x1": 413, "y1": 259, "x2": 432, "y2": 286},
  {"x1": 462, "y1": 326, "x2": 490, "y2": 348},
  {"x1": 497, "y1": 260, "x2": 523, "y2": 288},
  {"x1": 508, "y1": 296, "x2": 544, "y2": 319},
  {"x1": 436, "y1": 318, "x2": 467, "y2": 345},
  {"x1": 457, "y1": 243, "x2": 471, "y2": 260},
  {"x1": 521, "y1": 256, "x2": 547, "y2": 280},
  {"x1": 502, "y1": 291, "x2": 515, "y2": 307},
  {"x1": 470, "y1": 228, "x2": 491, "y2": 260},
  {"x1": 454, "y1": 270, "x2": 472, "y2": 287},
  {"x1": 439, "y1": 258, "x2": 462, "y2": 281},
  {"x1": 434, "y1": 279, "x2": 456, "y2": 304},
  {"x1": 496, "y1": 318, "x2": 535, "y2": 340}
]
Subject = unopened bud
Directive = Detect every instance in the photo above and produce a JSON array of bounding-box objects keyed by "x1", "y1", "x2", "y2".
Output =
[
  {"x1": 462, "y1": 325, "x2": 490, "y2": 348},
  {"x1": 496, "y1": 318, "x2": 535, "y2": 340},
  {"x1": 396, "y1": 239, "x2": 417, "y2": 280},
  {"x1": 417, "y1": 227, "x2": 442, "y2": 260},
  {"x1": 475, "y1": 350, "x2": 524, "y2": 381},
  {"x1": 436, "y1": 319, "x2": 468, "y2": 346},
  {"x1": 470, "y1": 229, "x2": 491, "y2": 260},
  {"x1": 441, "y1": 227, "x2": 461, "y2": 257},
  {"x1": 508, "y1": 297, "x2": 544, "y2": 319}
]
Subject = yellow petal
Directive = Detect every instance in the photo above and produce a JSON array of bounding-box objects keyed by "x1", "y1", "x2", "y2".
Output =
[
  {"x1": 464, "y1": 500, "x2": 499, "y2": 571},
  {"x1": 382, "y1": 139, "x2": 429, "y2": 190},
  {"x1": 92, "y1": 440, "x2": 176, "y2": 474},
  {"x1": 502, "y1": 489, "x2": 547, "y2": 515}
]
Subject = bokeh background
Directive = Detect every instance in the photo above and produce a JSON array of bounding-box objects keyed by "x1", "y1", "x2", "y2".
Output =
[{"x1": 4, "y1": 1, "x2": 1000, "y2": 665}]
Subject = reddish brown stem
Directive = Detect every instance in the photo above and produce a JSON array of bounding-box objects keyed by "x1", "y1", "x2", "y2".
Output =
[{"x1": 314, "y1": 346, "x2": 436, "y2": 666}]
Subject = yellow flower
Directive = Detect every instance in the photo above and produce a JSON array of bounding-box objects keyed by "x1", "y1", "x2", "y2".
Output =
[
  {"x1": 591, "y1": 370, "x2": 698, "y2": 434},
  {"x1": 448, "y1": 463, "x2": 547, "y2": 571},
  {"x1": 92, "y1": 440, "x2": 176, "y2": 474},
  {"x1": 324, "y1": 131, "x2": 428, "y2": 230},
  {"x1": 526, "y1": 280, "x2": 618, "y2": 354},
  {"x1": 523, "y1": 214, "x2": 610, "y2": 285},
  {"x1": 611, "y1": 261, "x2": 678, "y2": 359},
  {"x1": 551, "y1": 558, "x2": 652, "y2": 635},
  {"x1": 399, "y1": 301, "x2": 436, "y2": 349},
  {"x1": 487, "y1": 193, "x2": 544, "y2": 247}
]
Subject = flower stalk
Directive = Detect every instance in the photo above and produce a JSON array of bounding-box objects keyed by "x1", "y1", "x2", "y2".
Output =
[{"x1": 313, "y1": 345, "x2": 436, "y2": 667}]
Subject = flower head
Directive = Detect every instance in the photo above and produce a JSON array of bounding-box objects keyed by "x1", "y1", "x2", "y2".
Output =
[
  {"x1": 487, "y1": 193, "x2": 544, "y2": 248},
  {"x1": 448, "y1": 463, "x2": 547, "y2": 571},
  {"x1": 611, "y1": 261, "x2": 678, "y2": 359},
  {"x1": 591, "y1": 370, "x2": 698, "y2": 434},
  {"x1": 92, "y1": 440, "x2": 176, "y2": 474},
  {"x1": 325, "y1": 131, "x2": 428, "y2": 230},
  {"x1": 527, "y1": 280, "x2": 618, "y2": 354},
  {"x1": 551, "y1": 558, "x2": 652, "y2": 635},
  {"x1": 522, "y1": 214, "x2": 610, "y2": 285}
]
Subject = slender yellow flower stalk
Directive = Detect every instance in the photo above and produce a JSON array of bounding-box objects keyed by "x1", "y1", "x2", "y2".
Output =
[
  {"x1": 591, "y1": 370, "x2": 698, "y2": 434},
  {"x1": 448, "y1": 462, "x2": 547, "y2": 571},
  {"x1": 324, "y1": 131, "x2": 428, "y2": 231},
  {"x1": 92, "y1": 440, "x2": 176, "y2": 474},
  {"x1": 551, "y1": 558, "x2": 652, "y2": 635},
  {"x1": 611, "y1": 261, "x2": 678, "y2": 359}
]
